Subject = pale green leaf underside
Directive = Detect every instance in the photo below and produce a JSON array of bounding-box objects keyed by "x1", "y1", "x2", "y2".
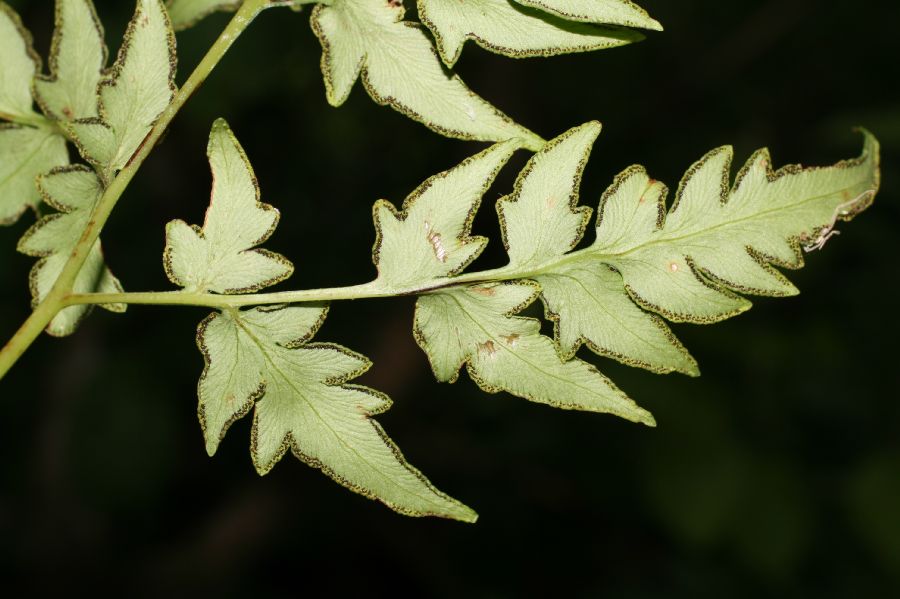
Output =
[
  {"x1": 0, "y1": 3, "x2": 39, "y2": 122},
  {"x1": 415, "y1": 282, "x2": 655, "y2": 425},
  {"x1": 166, "y1": 0, "x2": 240, "y2": 30},
  {"x1": 373, "y1": 140, "x2": 517, "y2": 288},
  {"x1": 34, "y1": 0, "x2": 107, "y2": 122},
  {"x1": 0, "y1": 125, "x2": 69, "y2": 225},
  {"x1": 401, "y1": 125, "x2": 878, "y2": 392},
  {"x1": 536, "y1": 263, "x2": 697, "y2": 374},
  {"x1": 418, "y1": 0, "x2": 642, "y2": 67},
  {"x1": 494, "y1": 123, "x2": 695, "y2": 372},
  {"x1": 499, "y1": 121, "x2": 597, "y2": 269},
  {"x1": 17, "y1": 166, "x2": 124, "y2": 336},
  {"x1": 165, "y1": 119, "x2": 293, "y2": 294},
  {"x1": 310, "y1": 0, "x2": 543, "y2": 150},
  {"x1": 197, "y1": 305, "x2": 476, "y2": 522},
  {"x1": 68, "y1": 0, "x2": 176, "y2": 175},
  {"x1": 514, "y1": 0, "x2": 661, "y2": 30},
  {"x1": 588, "y1": 132, "x2": 881, "y2": 323}
]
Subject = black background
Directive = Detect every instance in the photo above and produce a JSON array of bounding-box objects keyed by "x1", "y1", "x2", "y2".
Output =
[{"x1": 1, "y1": 0, "x2": 899, "y2": 596}]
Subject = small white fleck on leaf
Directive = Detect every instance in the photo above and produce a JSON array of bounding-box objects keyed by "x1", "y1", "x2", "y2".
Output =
[
  {"x1": 372, "y1": 140, "x2": 517, "y2": 288},
  {"x1": 499, "y1": 121, "x2": 598, "y2": 269},
  {"x1": 415, "y1": 281, "x2": 656, "y2": 425},
  {"x1": 591, "y1": 132, "x2": 880, "y2": 323}
]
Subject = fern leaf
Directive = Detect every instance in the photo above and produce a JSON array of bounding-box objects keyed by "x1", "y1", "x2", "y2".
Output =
[
  {"x1": 0, "y1": 125, "x2": 69, "y2": 225},
  {"x1": 414, "y1": 281, "x2": 655, "y2": 424},
  {"x1": 492, "y1": 125, "x2": 878, "y2": 373},
  {"x1": 17, "y1": 166, "x2": 125, "y2": 336},
  {"x1": 586, "y1": 132, "x2": 881, "y2": 323},
  {"x1": 498, "y1": 121, "x2": 597, "y2": 269},
  {"x1": 310, "y1": 0, "x2": 543, "y2": 149},
  {"x1": 197, "y1": 304, "x2": 475, "y2": 521},
  {"x1": 513, "y1": 0, "x2": 662, "y2": 29},
  {"x1": 2, "y1": 0, "x2": 125, "y2": 333},
  {"x1": 417, "y1": 0, "x2": 643, "y2": 67},
  {"x1": 68, "y1": 0, "x2": 176, "y2": 178},
  {"x1": 166, "y1": 0, "x2": 240, "y2": 30},
  {"x1": 0, "y1": 2, "x2": 40, "y2": 122},
  {"x1": 34, "y1": 0, "x2": 108, "y2": 122},
  {"x1": 496, "y1": 122, "x2": 696, "y2": 373},
  {"x1": 372, "y1": 140, "x2": 517, "y2": 288},
  {"x1": 538, "y1": 264, "x2": 698, "y2": 373},
  {"x1": 164, "y1": 119, "x2": 293, "y2": 294},
  {"x1": 406, "y1": 124, "x2": 877, "y2": 413},
  {"x1": 0, "y1": 4, "x2": 71, "y2": 225},
  {"x1": 173, "y1": 121, "x2": 472, "y2": 520}
]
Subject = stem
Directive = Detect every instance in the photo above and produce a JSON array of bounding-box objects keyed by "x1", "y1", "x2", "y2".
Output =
[
  {"x1": 0, "y1": 110, "x2": 66, "y2": 135},
  {"x1": 0, "y1": 0, "x2": 271, "y2": 381},
  {"x1": 67, "y1": 282, "x2": 390, "y2": 308},
  {"x1": 61, "y1": 237, "x2": 610, "y2": 309},
  {"x1": 62, "y1": 264, "x2": 541, "y2": 309}
]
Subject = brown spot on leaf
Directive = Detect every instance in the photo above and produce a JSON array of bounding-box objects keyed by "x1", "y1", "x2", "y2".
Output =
[
  {"x1": 477, "y1": 340, "x2": 497, "y2": 358},
  {"x1": 501, "y1": 334, "x2": 519, "y2": 347},
  {"x1": 470, "y1": 286, "x2": 496, "y2": 297}
]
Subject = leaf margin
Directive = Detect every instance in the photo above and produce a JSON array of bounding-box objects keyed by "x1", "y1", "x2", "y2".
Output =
[
  {"x1": 65, "y1": 0, "x2": 178, "y2": 177},
  {"x1": 32, "y1": 0, "x2": 109, "y2": 122},
  {"x1": 371, "y1": 139, "x2": 519, "y2": 284},
  {"x1": 163, "y1": 118, "x2": 295, "y2": 294},
  {"x1": 417, "y1": 0, "x2": 645, "y2": 68}
]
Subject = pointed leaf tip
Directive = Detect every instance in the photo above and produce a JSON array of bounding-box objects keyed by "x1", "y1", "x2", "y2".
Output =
[
  {"x1": 513, "y1": 0, "x2": 662, "y2": 31},
  {"x1": 589, "y1": 131, "x2": 881, "y2": 323},
  {"x1": 164, "y1": 119, "x2": 294, "y2": 294},
  {"x1": 0, "y1": 2, "x2": 40, "y2": 121},
  {"x1": 67, "y1": 0, "x2": 177, "y2": 175},
  {"x1": 373, "y1": 140, "x2": 519, "y2": 287},
  {"x1": 415, "y1": 282, "x2": 655, "y2": 425},
  {"x1": 500, "y1": 122, "x2": 601, "y2": 269},
  {"x1": 197, "y1": 306, "x2": 476, "y2": 521},
  {"x1": 418, "y1": 0, "x2": 645, "y2": 67},
  {"x1": 0, "y1": 3, "x2": 73, "y2": 226},
  {"x1": 310, "y1": 0, "x2": 543, "y2": 148},
  {"x1": 34, "y1": 0, "x2": 108, "y2": 122}
]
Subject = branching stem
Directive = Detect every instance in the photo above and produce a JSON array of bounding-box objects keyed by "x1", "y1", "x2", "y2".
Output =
[
  {"x1": 0, "y1": 0, "x2": 273, "y2": 381},
  {"x1": 61, "y1": 262, "x2": 558, "y2": 309},
  {"x1": 61, "y1": 269, "x2": 515, "y2": 309},
  {"x1": 64, "y1": 239, "x2": 619, "y2": 308}
]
